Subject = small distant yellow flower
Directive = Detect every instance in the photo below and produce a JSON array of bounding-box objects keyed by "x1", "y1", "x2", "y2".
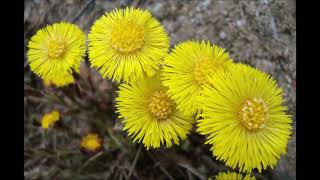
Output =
[
  {"x1": 41, "y1": 110, "x2": 60, "y2": 129},
  {"x1": 27, "y1": 22, "x2": 86, "y2": 84},
  {"x1": 162, "y1": 41, "x2": 233, "y2": 115},
  {"x1": 88, "y1": 7, "x2": 169, "y2": 83},
  {"x1": 43, "y1": 72, "x2": 75, "y2": 88},
  {"x1": 215, "y1": 171, "x2": 256, "y2": 180},
  {"x1": 197, "y1": 63, "x2": 292, "y2": 173},
  {"x1": 81, "y1": 133, "x2": 102, "y2": 152},
  {"x1": 43, "y1": 79, "x2": 52, "y2": 88},
  {"x1": 116, "y1": 73, "x2": 194, "y2": 149}
]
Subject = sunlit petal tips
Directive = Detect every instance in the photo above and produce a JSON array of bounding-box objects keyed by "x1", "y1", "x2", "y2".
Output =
[
  {"x1": 162, "y1": 41, "x2": 233, "y2": 115},
  {"x1": 27, "y1": 22, "x2": 86, "y2": 85},
  {"x1": 88, "y1": 7, "x2": 170, "y2": 83},
  {"x1": 43, "y1": 72, "x2": 75, "y2": 88},
  {"x1": 115, "y1": 73, "x2": 194, "y2": 149},
  {"x1": 215, "y1": 171, "x2": 256, "y2": 180},
  {"x1": 197, "y1": 63, "x2": 292, "y2": 173}
]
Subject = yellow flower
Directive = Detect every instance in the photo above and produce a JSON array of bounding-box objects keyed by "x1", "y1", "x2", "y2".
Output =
[
  {"x1": 116, "y1": 73, "x2": 194, "y2": 149},
  {"x1": 215, "y1": 171, "x2": 256, "y2": 180},
  {"x1": 197, "y1": 63, "x2": 292, "y2": 173},
  {"x1": 27, "y1": 22, "x2": 86, "y2": 84},
  {"x1": 41, "y1": 110, "x2": 60, "y2": 129},
  {"x1": 81, "y1": 133, "x2": 102, "y2": 152},
  {"x1": 88, "y1": 7, "x2": 169, "y2": 83},
  {"x1": 162, "y1": 41, "x2": 233, "y2": 115},
  {"x1": 43, "y1": 73, "x2": 75, "y2": 87}
]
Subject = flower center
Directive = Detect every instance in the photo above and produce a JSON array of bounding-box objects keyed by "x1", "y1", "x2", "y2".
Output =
[
  {"x1": 148, "y1": 90, "x2": 173, "y2": 121},
  {"x1": 46, "y1": 39, "x2": 67, "y2": 58},
  {"x1": 111, "y1": 21, "x2": 145, "y2": 54},
  {"x1": 238, "y1": 98, "x2": 268, "y2": 130},
  {"x1": 86, "y1": 139, "x2": 100, "y2": 149},
  {"x1": 193, "y1": 57, "x2": 222, "y2": 85}
]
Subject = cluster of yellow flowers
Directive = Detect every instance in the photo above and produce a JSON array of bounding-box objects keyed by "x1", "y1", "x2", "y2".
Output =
[
  {"x1": 40, "y1": 110, "x2": 102, "y2": 152},
  {"x1": 27, "y1": 7, "x2": 292, "y2": 179},
  {"x1": 213, "y1": 171, "x2": 256, "y2": 180}
]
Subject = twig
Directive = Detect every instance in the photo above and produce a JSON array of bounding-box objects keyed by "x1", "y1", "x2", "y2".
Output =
[
  {"x1": 127, "y1": 145, "x2": 142, "y2": 179},
  {"x1": 27, "y1": 96, "x2": 49, "y2": 104},
  {"x1": 72, "y1": 0, "x2": 95, "y2": 23},
  {"x1": 119, "y1": 171, "x2": 123, "y2": 180},
  {"x1": 24, "y1": 60, "x2": 29, "y2": 69},
  {"x1": 159, "y1": 166, "x2": 175, "y2": 180},
  {"x1": 81, "y1": 151, "x2": 103, "y2": 170},
  {"x1": 187, "y1": 170, "x2": 194, "y2": 180},
  {"x1": 178, "y1": 163, "x2": 206, "y2": 180},
  {"x1": 107, "y1": 128, "x2": 124, "y2": 149},
  {"x1": 53, "y1": 130, "x2": 57, "y2": 151},
  {"x1": 87, "y1": 70, "x2": 95, "y2": 93},
  {"x1": 146, "y1": 151, "x2": 175, "y2": 180}
]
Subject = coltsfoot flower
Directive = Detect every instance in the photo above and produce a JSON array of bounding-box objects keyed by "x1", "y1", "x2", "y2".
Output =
[
  {"x1": 197, "y1": 63, "x2": 292, "y2": 173},
  {"x1": 162, "y1": 41, "x2": 233, "y2": 115},
  {"x1": 88, "y1": 7, "x2": 169, "y2": 83},
  {"x1": 43, "y1": 72, "x2": 75, "y2": 87},
  {"x1": 214, "y1": 171, "x2": 256, "y2": 180},
  {"x1": 27, "y1": 22, "x2": 86, "y2": 84},
  {"x1": 81, "y1": 133, "x2": 102, "y2": 152},
  {"x1": 41, "y1": 110, "x2": 60, "y2": 129},
  {"x1": 116, "y1": 73, "x2": 194, "y2": 149}
]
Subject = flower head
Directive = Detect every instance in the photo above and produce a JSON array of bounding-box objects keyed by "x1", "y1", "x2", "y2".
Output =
[
  {"x1": 116, "y1": 73, "x2": 194, "y2": 149},
  {"x1": 81, "y1": 133, "x2": 102, "y2": 152},
  {"x1": 162, "y1": 41, "x2": 233, "y2": 115},
  {"x1": 88, "y1": 7, "x2": 169, "y2": 83},
  {"x1": 27, "y1": 22, "x2": 86, "y2": 84},
  {"x1": 41, "y1": 110, "x2": 60, "y2": 129},
  {"x1": 43, "y1": 72, "x2": 75, "y2": 88},
  {"x1": 215, "y1": 171, "x2": 256, "y2": 180},
  {"x1": 197, "y1": 63, "x2": 292, "y2": 173}
]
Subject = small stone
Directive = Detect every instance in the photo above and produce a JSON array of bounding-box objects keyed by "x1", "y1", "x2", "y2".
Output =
[
  {"x1": 219, "y1": 31, "x2": 226, "y2": 39},
  {"x1": 236, "y1": 19, "x2": 246, "y2": 27}
]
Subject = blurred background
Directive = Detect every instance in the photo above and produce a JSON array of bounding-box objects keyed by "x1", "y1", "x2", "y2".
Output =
[{"x1": 24, "y1": 0, "x2": 296, "y2": 179}]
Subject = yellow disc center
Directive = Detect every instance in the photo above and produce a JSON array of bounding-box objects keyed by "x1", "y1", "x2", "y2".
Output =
[
  {"x1": 238, "y1": 98, "x2": 268, "y2": 130},
  {"x1": 86, "y1": 139, "x2": 100, "y2": 149},
  {"x1": 47, "y1": 39, "x2": 67, "y2": 58},
  {"x1": 193, "y1": 57, "x2": 222, "y2": 85},
  {"x1": 111, "y1": 21, "x2": 145, "y2": 54},
  {"x1": 148, "y1": 90, "x2": 173, "y2": 121}
]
